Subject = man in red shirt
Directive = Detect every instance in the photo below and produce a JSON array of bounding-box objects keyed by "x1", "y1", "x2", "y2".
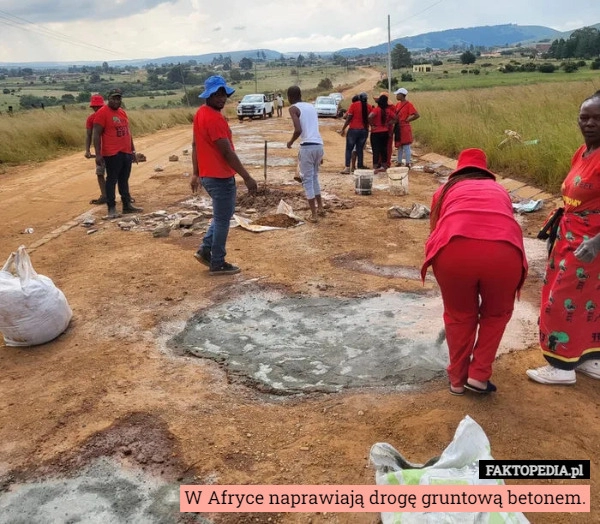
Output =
[
  {"x1": 85, "y1": 94, "x2": 107, "y2": 205},
  {"x1": 93, "y1": 88, "x2": 142, "y2": 219},
  {"x1": 191, "y1": 76, "x2": 257, "y2": 276}
]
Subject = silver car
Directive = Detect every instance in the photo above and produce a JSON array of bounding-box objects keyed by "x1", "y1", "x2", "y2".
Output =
[
  {"x1": 329, "y1": 92, "x2": 344, "y2": 104},
  {"x1": 314, "y1": 96, "x2": 339, "y2": 118}
]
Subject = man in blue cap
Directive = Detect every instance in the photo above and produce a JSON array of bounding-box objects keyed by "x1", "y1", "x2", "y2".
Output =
[{"x1": 191, "y1": 75, "x2": 257, "y2": 275}]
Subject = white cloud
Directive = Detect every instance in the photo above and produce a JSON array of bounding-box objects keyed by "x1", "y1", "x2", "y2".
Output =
[{"x1": 0, "y1": 0, "x2": 597, "y2": 63}]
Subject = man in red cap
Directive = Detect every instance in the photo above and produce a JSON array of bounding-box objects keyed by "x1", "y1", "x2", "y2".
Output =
[{"x1": 85, "y1": 94, "x2": 107, "y2": 205}]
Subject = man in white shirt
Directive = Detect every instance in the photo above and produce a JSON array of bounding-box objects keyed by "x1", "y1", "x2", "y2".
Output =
[{"x1": 286, "y1": 86, "x2": 325, "y2": 223}]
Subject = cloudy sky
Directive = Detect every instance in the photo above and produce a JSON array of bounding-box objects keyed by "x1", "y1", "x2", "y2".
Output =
[{"x1": 0, "y1": 0, "x2": 597, "y2": 63}]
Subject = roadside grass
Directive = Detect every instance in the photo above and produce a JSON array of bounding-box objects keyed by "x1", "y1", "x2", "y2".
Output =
[
  {"x1": 410, "y1": 80, "x2": 600, "y2": 192},
  {"x1": 0, "y1": 107, "x2": 194, "y2": 166}
]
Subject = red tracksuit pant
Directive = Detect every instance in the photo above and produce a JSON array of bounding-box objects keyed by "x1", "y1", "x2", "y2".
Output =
[{"x1": 431, "y1": 237, "x2": 523, "y2": 388}]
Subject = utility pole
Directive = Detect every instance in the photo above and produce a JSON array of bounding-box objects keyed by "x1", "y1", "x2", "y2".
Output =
[
  {"x1": 387, "y1": 15, "x2": 392, "y2": 93},
  {"x1": 179, "y1": 62, "x2": 190, "y2": 107},
  {"x1": 254, "y1": 61, "x2": 258, "y2": 92}
]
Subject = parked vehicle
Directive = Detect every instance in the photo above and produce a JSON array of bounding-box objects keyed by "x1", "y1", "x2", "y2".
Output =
[
  {"x1": 329, "y1": 92, "x2": 344, "y2": 104},
  {"x1": 237, "y1": 93, "x2": 275, "y2": 120},
  {"x1": 314, "y1": 96, "x2": 339, "y2": 118}
]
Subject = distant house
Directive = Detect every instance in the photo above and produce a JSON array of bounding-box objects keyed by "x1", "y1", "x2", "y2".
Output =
[
  {"x1": 412, "y1": 64, "x2": 433, "y2": 73},
  {"x1": 535, "y1": 43, "x2": 552, "y2": 55}
]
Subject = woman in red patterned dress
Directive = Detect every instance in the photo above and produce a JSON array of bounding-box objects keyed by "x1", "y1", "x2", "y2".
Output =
[{"x1": 527, "y1": 93, "x2": 600, "y2": 385}]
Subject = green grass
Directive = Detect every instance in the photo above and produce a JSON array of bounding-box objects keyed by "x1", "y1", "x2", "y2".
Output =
[
  {"x1": 410, "y1": 80, "x2": 600, "y2": 192},
  {"x1": 0, "y1": 107, "x2": 194, "y2": 166},
  {"x1": 392, "y1": 57, "x2": 600, "y2": 92}
]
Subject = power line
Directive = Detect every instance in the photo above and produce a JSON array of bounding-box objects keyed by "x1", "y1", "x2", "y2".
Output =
[
  {"x1": 389, "y1": 0, "x2": 448, "y2": 38},
  {"x1": 0, "y1": 9, "x2": 122, "y2": 58}
]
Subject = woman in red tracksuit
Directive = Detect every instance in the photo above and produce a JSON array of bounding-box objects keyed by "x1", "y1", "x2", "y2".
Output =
[{"x1": 421, "y1": 148, "x2": 528, "y2": 395}]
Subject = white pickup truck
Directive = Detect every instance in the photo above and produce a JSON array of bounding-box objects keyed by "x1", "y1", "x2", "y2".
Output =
[{"x1": 236, "y1": 93, "x2": 274, "y2": 121}]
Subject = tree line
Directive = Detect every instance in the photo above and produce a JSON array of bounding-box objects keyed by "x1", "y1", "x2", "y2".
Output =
[{"x1": 546, "y1": 27, "x2": 600, "y2": 60}]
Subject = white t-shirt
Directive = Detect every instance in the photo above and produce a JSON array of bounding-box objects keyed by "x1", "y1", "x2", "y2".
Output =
[{"x1": 294, "y1": 102, "x2": 323, "y2": 145}]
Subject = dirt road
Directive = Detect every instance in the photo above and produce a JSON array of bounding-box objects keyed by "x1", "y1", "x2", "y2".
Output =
[{"x1": 0, "y1": 73, "x2": 597, "y2": 523}]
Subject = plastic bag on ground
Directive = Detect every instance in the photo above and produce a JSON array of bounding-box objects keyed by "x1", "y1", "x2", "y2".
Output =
[
  {"x1": 0, "y1": 246, "x2": 72, "y2": 346},
  {"x1": 370, "y1": 416, "x2": 529, "y2": 523}
]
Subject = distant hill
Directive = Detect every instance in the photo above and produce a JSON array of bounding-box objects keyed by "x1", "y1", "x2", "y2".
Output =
[
  {"x1": 336, "y1": 24, "x2": 562, "y2": 57},
  {"x1": 118, "y1": 49, "x2": 284, "y2": 68},
  {"x1": 556, "y1": 22, "x2": 600, "y2": 39},
  {"x1": 1, "y1": 23, "x2": 597, "y2": 68},
  {"x1": 0, "y1": 49, "x2": 285, "y2": 69}
]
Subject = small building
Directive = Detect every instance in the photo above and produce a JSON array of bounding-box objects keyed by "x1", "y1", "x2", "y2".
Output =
[{"x1": 412, "y1": 64, "x2": 433, "y2": 73}]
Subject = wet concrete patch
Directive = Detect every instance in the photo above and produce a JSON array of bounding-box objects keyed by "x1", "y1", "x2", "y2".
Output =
[
  {"x1": 0, "y1": 413, "x2": 205, "y2": 524},
  {"x1": 0, "y1": 458, "x2": 207, "y2": 524},
  {"x1": 229, "y1": 135, "x2": 296, "y2": 167},
  {"x1": 170, "y1": 286, "x2": 539, "y2": 395},
  {"x1": 523, "y1": 236, "x2": 549, "y2": 278},
  {"x1": 170, "y1": 289, "x2": 441, "y2": 394},
  {"x1": 332, "y1": 253, "x2": 435, "y2": 281}
]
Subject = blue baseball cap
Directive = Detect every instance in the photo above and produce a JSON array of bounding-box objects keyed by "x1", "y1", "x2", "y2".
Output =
[{"x1": 199, "y1": 75, "x2": 235, "y2": 99}]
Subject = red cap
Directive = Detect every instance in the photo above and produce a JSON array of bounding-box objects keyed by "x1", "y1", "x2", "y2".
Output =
[
  {"x1": 450, "y1": 148, "x2": 496, "y2": 179},
  {"x1": 90, "y1": 94, "x2": 105, "y2": 107}
]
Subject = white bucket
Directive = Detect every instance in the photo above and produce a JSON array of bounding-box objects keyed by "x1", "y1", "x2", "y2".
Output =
[
  {"x1": 387, "y1": 167, "x2": 409, "y2": 195},
  {"x1": 353, "y1": 169, "x2": 374, "y2": 195}
]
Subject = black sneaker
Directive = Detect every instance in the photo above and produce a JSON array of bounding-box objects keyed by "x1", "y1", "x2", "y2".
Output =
[
  {"x1": 209, "y1": 262, "x2": 241, "y2": 276},
  {"x1": 122, "y1": 204, "x2": 144, "y2": 214},
  {"x1": 193, "y1": 247, "x2": 211, "y2": 267}
]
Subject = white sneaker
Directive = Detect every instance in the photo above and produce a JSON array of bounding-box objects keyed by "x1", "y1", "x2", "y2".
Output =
[
  {"x1": 526, "y1": 365, "x2": 576, "y2": 385},
  {"x1": 576, "y1": 360, "x2": 600, "y2": 380}
]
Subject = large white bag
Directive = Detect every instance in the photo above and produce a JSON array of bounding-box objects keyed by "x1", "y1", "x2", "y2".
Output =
[
  {"x1": 0, "y1": 246, "x2": 72, "y2": 346},
  {"x1": 370, "y1": 416, "x2": 529, "y2": 524}
]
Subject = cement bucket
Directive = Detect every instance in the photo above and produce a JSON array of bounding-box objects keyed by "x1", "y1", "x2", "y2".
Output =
[
  {"x1": 387, "y1": 166, "x2": 409, "y2": 196},
  {"x1": 353, "y1": 169, "x2": 374, "y2": 195}
]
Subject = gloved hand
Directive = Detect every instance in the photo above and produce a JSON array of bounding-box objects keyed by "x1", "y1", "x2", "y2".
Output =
[{"x1": 574, "y1": 234, "x2": 600, "y2": 263}]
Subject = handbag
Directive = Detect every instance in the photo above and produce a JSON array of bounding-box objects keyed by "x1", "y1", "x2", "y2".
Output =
[{"x1": 537, "y1": 207, "x2": 564, "y2": 255}]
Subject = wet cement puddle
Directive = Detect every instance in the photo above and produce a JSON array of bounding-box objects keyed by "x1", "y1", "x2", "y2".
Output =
[
  {"x1": 232, "y1": 135, "x2": 296, "y2": 167},
  {"x1": 0, "y1": 458, "x2": 198, "y2": 524},
  {"x1": 333, "y1": 254, "x2": 436, "y2": 281},
  {"x1": 0, "y1": 413, "x2": 208, "y2": 524},
  {"x1": 169, "y1": 288, "x2": 538, "y2": 395}
]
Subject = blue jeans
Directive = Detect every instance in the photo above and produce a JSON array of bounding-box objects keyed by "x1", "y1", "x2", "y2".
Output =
[
  {"x1": 345, "y1": 129, "x2": 368, "y2": 167},
  {"x1": 200, "y1": 176, "x2": 236, "y2": 268},
  {"x1": 397, "y1": 144, "x2": 411, "y2": 165}
]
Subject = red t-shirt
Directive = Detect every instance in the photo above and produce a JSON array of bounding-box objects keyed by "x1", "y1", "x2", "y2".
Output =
[
  {"x1": 370, "y1": 106, "x2": 395, "y2": 133},
  {"x1": 346, "y1": 101, "x2": 372, "y2": 130},
  {"x1": 93, "y1": 106, "x2": 132, "y2": 156},
  {"x1": 85, "y1": 112, "x2": 96, "y2": 130},
  {"x1": 193, "y1": 105, "x2": 236, "y2": 179},
  {"x1": 561, "y1": 145, "x2": 600, "y2": 212}
]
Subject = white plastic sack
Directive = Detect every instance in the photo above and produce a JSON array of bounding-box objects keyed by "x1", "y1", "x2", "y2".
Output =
[
  {"x1": 370, "y1": 416, "x2": 529, "y2": 524},
  {"x1": 0, "y1": 245, "x2": 72, "y2": 346}
]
